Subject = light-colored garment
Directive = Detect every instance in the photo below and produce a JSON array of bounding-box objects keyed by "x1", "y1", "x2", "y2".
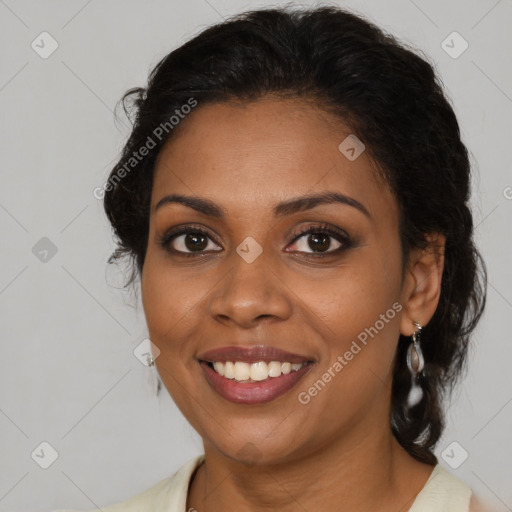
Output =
[
  {"x1": 55, "y1": 454, "x2": 472, "y2": 512},
  {"x1": 409, "y1": 462, "x2": 472, "y2": 511}
]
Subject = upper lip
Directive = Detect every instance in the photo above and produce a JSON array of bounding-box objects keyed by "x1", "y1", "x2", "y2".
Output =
[{"x1": 197, "y1": 345, "x2": 314, "y2": 364}]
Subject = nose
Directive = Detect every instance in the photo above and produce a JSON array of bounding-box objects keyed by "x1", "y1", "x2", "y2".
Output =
[{"x1": 208, "y1": 246, "x2": 293, "y2": 328}]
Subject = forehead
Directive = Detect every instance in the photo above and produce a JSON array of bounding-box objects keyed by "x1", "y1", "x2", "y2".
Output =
[{"x1": 151, "y1": 97, "x2": 394, "y2": 221}]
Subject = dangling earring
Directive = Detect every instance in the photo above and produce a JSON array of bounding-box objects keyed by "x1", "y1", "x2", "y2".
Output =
[
  {"x1": 134, "y1": 338, "x2": 162, "y2": 397},
  {"x1": 406, "y1": 321, "x2": 424, "y2": 407},
  {"x1": 147, "y1": 353, "x2": 161, "y2": 397}
]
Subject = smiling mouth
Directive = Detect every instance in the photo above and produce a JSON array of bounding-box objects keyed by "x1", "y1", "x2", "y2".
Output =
[
  {"x1": 197, "y1": 344, "x2": 315, "y2": 404},
  {"x1": 201, "y1": 360, "x2": 312, "y2": 383},
  {"x1": 198, "y1": 359, "x2": 314, "y2": 405}
]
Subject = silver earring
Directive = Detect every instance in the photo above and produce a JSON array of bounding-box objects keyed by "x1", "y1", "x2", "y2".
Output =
[
  {"x1": 406, "y1": 321, "x2": 424, "y2": 407},
  {"x1": 146, "y1": 354, "x2": 161, "y2": 397}
]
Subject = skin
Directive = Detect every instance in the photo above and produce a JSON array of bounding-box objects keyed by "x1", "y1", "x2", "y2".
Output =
[{"x1": 140, "y1": 96, "x2": 446, "y2": 511}]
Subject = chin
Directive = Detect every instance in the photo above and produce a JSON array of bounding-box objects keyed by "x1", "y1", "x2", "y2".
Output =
[{"x1": 206, "y1": 426, "x2": 304, "y2": 467}]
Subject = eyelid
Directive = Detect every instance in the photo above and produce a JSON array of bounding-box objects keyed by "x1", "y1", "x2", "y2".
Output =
[
  {"x1": 285, "y1": 224, "x2": 351, "y2": 255},
  {"x1": 288, "y1": 223, "x2": 350, "y2": 243},
  {"x1": 157, "y1": 223, "x2": 222, "y2": 252}
]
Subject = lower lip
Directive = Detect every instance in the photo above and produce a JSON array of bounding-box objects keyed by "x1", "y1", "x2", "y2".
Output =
[{"x1": 199, "y1": 361, "x2": 313, "y2": 404}]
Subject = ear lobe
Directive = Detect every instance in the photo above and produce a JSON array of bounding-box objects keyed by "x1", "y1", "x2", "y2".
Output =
[{"x1": 399, "y1": 233, "x2": 446, "y2": 336}]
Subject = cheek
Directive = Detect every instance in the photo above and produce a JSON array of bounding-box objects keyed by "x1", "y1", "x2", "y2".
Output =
[
  {"x1": 299, "y1": 250, "x2": 402, "y2": 339},
  {"x1": 141, "y1": 256, "x2": 208, "y2": 418},
  {"x1": 294, "y1": 240, "x2": 403, "y2": 386},
  {"x1": 140, "y1": 253, "x2": 202, "y2": 357}
]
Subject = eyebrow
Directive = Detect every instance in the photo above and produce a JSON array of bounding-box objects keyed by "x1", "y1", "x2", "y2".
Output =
[{"x1": 154, "y1": 191, "x2": 371, "y2": 219}]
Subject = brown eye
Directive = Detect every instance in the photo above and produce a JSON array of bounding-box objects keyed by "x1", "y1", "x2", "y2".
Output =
[
  {"x1": 159, "y1": 226, "x2": 222, "y2": 255},
  {"x1": 305, "y1": 232, "x2": 338, "y2": 252},
  {"x1": 287, "y1": 224, "x2": 350, "y2": 255},
  {"x1": 179, "y1": 232, "x2": 209, "y2": 252},
  {"x1": 292, "y1": 232, "x2": 342, "y2": 253}
]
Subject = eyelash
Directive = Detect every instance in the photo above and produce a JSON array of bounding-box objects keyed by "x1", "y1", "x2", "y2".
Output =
[{"x1": 157, "y1": 223, "x2": 353, "y2": 259}]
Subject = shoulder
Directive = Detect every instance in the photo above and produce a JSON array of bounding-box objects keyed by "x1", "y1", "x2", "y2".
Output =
[
  {"x1": 469, "y1": 492, "x2": 497, "y2": 512},
  {"x1": 409, "y1": 463, "x2": 472, "y2": 512},
  {"x1": 54, "y1": 454, "x2": 205, "y2": 512}
]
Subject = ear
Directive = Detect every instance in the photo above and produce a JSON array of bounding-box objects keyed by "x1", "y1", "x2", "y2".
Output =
[{"x1": 399, "y1": 233, "x2": 446, "y2": 336}]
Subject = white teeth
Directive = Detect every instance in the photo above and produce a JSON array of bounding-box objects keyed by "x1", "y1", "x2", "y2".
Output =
[
  {"x1": 213, "y1": 362, "x2": 224, "y2": 376},
  {"x1": 234, "y1": 361, "x2": 250, "y2": 381},
  {"x1": 281, "y1": 362, "x2": 291, "y2": 375},
  {"x1": 250, "y1": 361, "x2": 268, "y2": 381},
  {"x1": 267, "y1": 361, "x2": 282, "y2": 377},
  {"x1": 224, "y1": 361, "x2": 235, "y2": 379},
  {"x1": 209, "y1": 360, "x2": 307, "y2": 382}
]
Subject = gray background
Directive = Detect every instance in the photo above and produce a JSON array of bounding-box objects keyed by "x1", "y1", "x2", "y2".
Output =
[{"x1": 0, "y1": 0, "x2": 511, "y2": 510}]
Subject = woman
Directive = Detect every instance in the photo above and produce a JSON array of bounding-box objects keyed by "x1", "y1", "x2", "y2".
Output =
[{"x1": 58, "y1": 5, "x2": 490, "y2": 511}]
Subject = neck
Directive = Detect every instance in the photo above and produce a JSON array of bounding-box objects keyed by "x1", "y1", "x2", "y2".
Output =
[{"x1": 187, "y1": 418, "x2": 434, "y2": 512}]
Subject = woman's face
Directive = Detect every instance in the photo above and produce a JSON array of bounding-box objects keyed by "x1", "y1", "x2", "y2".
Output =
[{"x1": 141, "y1": 97, "x2": 415, "y2": 464}]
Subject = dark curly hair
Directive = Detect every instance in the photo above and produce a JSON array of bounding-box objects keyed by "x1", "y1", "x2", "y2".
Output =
[{"x1": 103, "y1": 5, "x2": 487, "y2": 465}]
